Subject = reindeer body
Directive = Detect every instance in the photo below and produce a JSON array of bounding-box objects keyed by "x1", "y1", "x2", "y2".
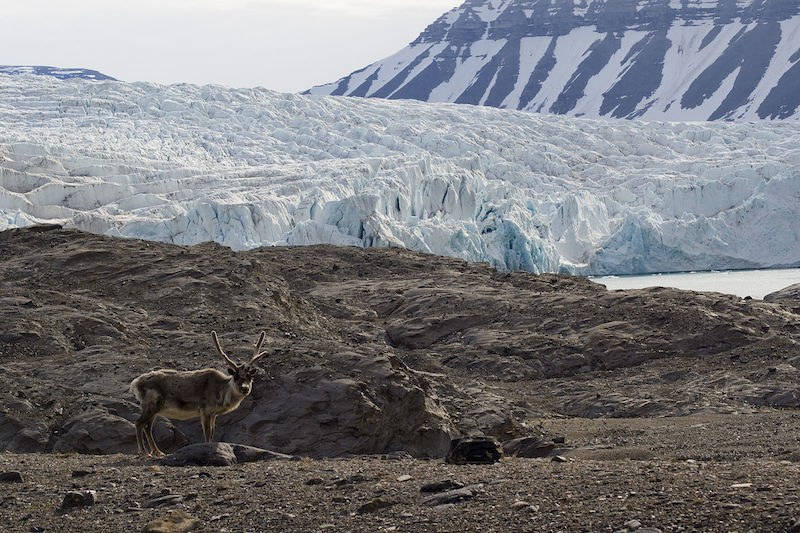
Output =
[
  {"x1": 130, "y1": 332, "x2": 268, "y2": 457},
  {"x1": 130, "y1": 368, "x2": 249, "y2": 418}
]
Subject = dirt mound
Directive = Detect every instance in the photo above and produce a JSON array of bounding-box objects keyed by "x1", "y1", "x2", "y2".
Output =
[{"x1": 1, "y1": 226, "x2": 799, "y2": 456}]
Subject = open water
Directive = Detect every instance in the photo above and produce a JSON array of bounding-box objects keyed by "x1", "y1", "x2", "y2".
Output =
[{"x1": 590, "y1": 268, "x2": 800, "y2": 300}]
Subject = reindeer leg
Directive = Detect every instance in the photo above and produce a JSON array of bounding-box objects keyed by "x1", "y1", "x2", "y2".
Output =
[
  {"x1": 144, "y1": 419, "x2": 166, "y2": 457},
  {"x1": 201, "y1": 411, "x2": 213, "y2": 443},
  {"x1": 135, "y1": 417, "x2": 149, "y2": 456},
  {"x1": 137, "y1": 391, "x2": 166, "y2": 457},
  {"x1": 208, "y1": 414, "x2": 217, "y2": 443}
]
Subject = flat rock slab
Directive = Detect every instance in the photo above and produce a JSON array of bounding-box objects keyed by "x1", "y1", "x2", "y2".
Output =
[
  {"x1": 421, "y1": 484, "x2": 484, "y2": 506},
  {"x1": 161, "y1": 443, "x2": 294, "y2": 467},
  {"x1": 143, "y1": 494, "x2": 184, "y2": 508}
]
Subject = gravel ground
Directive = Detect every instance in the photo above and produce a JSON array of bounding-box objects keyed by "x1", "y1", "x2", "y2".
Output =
[{"x1": 4, "y1": 412, "x2": 800, "y2": 533}]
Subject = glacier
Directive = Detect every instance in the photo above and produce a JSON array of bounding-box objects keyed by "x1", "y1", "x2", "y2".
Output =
[{"x1": 1, "y1": 74, "x2": 799, "y2": 275}]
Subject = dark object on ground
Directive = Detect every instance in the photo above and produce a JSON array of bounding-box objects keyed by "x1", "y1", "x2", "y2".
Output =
[
  {"x1": 445, "y1": 437, "x2": 503, "y2": 464},
  {"x1": 420, "y1": 479, "x2": 465, "y2": 493},
  {"x1": 61, "y1": 490, "x2": 96, "y2": 510},
  {"x1": 0, "y1": 471, "x2": 23, "y2": 482}
]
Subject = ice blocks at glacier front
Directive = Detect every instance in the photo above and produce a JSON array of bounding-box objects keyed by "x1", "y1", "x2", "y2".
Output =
[{"x1": 1, "y1": 75, "x2": 799, "y2": 275}]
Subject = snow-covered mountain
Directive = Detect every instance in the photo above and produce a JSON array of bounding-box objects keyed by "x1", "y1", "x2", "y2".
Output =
[
  {"x1": 0, "y1": 66, "x2": 116, "y2": 81},
  {"x1": 309, "y1": 0, "x2": 800, "y2": 121},
  {"x1": 1, "y1": 75, "x2": 799, "y2": 275}
]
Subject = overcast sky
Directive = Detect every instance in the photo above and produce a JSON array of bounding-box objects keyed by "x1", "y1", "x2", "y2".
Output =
[{"x1": 1, "y1": 0, "x2": 461, "y2": 93}]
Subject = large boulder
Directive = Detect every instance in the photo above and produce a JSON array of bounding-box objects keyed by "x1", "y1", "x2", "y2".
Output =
[
  {"x1": 52, "y1": 407, "x2": 186, "y2": 455},
  {"x1": 215, "y1": 352, "x2": 456, "y2": 458},
  {"x1": 0, "y1": 412, "x2": 48, "y2": 453},
  {"x1": 52, "y1": 408, "x2": 137, "y2": 454},
  {"x1": 764, "y1": 283, "x2": 800, "y2": 305},
  {"x1": 503, "y1": 436, "x2": 556, "y2": 458}
]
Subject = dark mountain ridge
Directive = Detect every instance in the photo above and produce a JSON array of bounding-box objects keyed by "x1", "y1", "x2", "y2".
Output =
[
  {"x1": 310, "y1": 0, "x2": 800, "y2": 121},
  {"x1": 0, "y1": 66, "x2": 116, "y2": 81}
]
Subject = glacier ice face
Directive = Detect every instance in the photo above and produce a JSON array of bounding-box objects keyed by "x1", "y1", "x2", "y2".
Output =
[{"x1": 1, "y1": 75, "x2": 799, "y2": 275}]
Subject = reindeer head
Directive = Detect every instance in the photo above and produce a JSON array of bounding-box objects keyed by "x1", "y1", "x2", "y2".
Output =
[{"x1": 211, "y1": 331, "x2": 268, "y2": 397}]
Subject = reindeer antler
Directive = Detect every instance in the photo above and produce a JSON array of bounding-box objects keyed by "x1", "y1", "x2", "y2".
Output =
[
  {"x1": 211, "y1": 331, "x2": 238, "y2": 368},
  {"x1": 249, "y1": 331, "x2": 269, "y2": 365}
]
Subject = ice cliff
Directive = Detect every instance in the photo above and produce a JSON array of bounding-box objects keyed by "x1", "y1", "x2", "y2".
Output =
[{"x1": 1, "y1": 75, "x2": 798, "y2": 275}]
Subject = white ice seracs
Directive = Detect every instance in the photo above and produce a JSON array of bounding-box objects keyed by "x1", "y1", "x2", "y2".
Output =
[{"x1": 0, "y1": 75, "x2": 799, "y2": 275}]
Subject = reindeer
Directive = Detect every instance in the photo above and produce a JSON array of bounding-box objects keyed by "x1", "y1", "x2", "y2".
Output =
[{"x1": 129, "y1": 331, "x2": 268, "y2": 457}]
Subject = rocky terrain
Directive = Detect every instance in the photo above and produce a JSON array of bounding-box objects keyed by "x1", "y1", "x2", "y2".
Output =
[{"x1": 2, "y1": 225, "x2": 800, "y2": 531}]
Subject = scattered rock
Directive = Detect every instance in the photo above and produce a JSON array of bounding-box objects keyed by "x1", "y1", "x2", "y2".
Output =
[
  {"x1": 420, "y1": 479, "x2": 465, "y2": 493},
  {"x1": 511, "y1": 500, "x2": 539, "y2": 512},
  {"x1": 503, "y1": 436, "x2": 556, "y2": 458},
  {"x1": 357, "y1": 497, "x2": 395, "y2": 514},
  {"x1": 445, "y1": 436, "x2": 503, "y2": 464},
  {"x1": 624, "y1": 519, "x2": 642, "y2": 530},
  {"x1": 61, "y1": 490, "x2": 96, "y2": 510},
  {"x1": 0, "y1": 471, "x2": 24, "y2": 483},
  {"x1": 141, "y1": 510, "x2": 202, "y2": 533},
  {"x1": 421, "y1": 484, "x2": 483, "y2": 506},
  {"x1": 552, "y1": 455, "x2": 568, "y2": 463},
  {"x1": 396, "y1": 474, "x2": 413, "y2": 482},
  {"x1": 333, "y1": 473, "x2": 368, "y2": 486},
  {"x1": 143, "y1": 494, "x2": 184, "y2": 508}
]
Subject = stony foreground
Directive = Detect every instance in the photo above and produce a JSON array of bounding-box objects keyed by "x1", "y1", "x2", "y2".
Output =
[{"x1": 3, "y1": 420, "x2": 800, "y2": 533}]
